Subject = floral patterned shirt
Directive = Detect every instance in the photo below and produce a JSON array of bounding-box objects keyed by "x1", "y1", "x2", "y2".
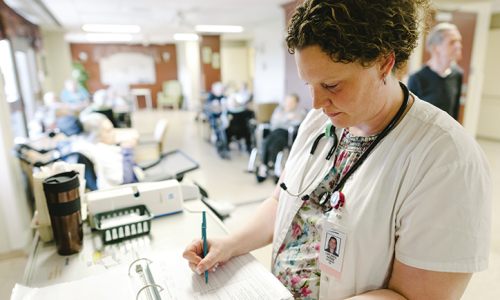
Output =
[{"x1": 273, "y1": 129, "x2": 378, "y2": 300}]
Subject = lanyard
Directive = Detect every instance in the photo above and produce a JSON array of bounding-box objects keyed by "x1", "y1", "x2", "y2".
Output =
[{"x1": 281, "y1": 82, "x2": 410, "y2": 211}]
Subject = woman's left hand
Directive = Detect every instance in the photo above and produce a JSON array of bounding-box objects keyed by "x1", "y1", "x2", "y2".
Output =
[{"x1": 120, "y1": 138, "x2": 137, "y2": 148}]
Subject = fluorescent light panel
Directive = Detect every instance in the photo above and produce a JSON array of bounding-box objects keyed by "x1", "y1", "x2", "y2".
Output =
[
  {"x1": 195, "y1": 25, "x2": 243, "y2": 33},
  {"x1": 83, "y1": 24, "x2": 141, "y2": 33},
  {"x1": 85, "y1": 33, "x2": 133, "y2": 42},
  {"x1": 174, "y1": 34, "x2": 199, "y2": 41}
]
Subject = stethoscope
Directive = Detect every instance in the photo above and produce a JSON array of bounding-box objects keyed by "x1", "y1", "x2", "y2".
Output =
[{"x1": 280, "y1": 82, "x2": 410, "y2": 211}]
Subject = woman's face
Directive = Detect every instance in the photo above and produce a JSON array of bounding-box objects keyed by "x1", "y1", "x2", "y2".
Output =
[
  {"x1": 329, "y1": 238, "x2": 337, "y2": 251},
  {"x1": 295, "y1": 45, "x2": 388, "y2": 132},
  {"x1": 284, "y1": 96, "x2": 298, "y2": 112},
  {"x1": 99, "y1": 119, "x2": 116, "y2": 145}
]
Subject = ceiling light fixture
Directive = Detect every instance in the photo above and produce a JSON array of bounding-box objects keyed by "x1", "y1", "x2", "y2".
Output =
[
  {"x1": 82, "y1": 24, "x2": 141, "y2": 33},
  {"x1": 195, "y1": 25, "x2": 243, "y2": 33},
  {"x1": 173, "y1": 34, "x2": 199, "y2": 41},
  {"x1": 85, "y1": 33, "x2": 133, "y2": 42}
]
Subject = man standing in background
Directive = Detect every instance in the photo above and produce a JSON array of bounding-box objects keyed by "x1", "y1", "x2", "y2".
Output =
[{"x1": 408, "y1": 23, "x2": 463, "y2": 121}]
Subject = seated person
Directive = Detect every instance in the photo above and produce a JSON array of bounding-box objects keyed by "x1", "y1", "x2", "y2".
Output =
[
  {"x1": 225, "y1": 93, "x2": 246, "y2": 113},
  {"x1": 232, "y1": 82, "x2": 252, "y2": 107},
  {"x1": 203, "y1": 81, "x2": 226, "y2": 130},
  {"x1": 79, "y1": 89, "x2": 118, "y2": 127},
  {"x1": 56, "y1": 114, "x2": 83, "y2": 137},
  {"x1": 106, "y1": 87, "x2": 131, "y2": 114},
  {"x1": 223, "y1": 96, "x2": 254, "y2": 154},
  {"x1": 257, "y1": 94, "x2": 305, "y2": 182},
  {"x1": 29, "y1": 92, "x2": 63, "y2": 136},
  {"x1": 63, "y1": 113, "x2": 140, "y2": 190},
  {"x1": 60, "y1": 79, "x2": 91, "y2": 111}
]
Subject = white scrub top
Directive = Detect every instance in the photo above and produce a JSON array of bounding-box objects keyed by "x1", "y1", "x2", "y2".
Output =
[{"x1": 272, "y1": 96, "x2": 492, "y2": 299}]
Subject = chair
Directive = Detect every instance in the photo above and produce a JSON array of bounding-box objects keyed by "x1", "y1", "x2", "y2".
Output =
[
  {"x1": 135, "y1": 119, "x2": 169, "y2": 161},
  {"x1": 130, "y1": 88, "x2": 152, "y2": 110},
  {"x1": 157, "y1": 80, "x2": 183, "y2": 110},
  {"x1": 247, "y1": 106, "x2": 306, "y2": 182},
  {"x1": 254, "y1": 102, "x2": 279, "y2": 123}
]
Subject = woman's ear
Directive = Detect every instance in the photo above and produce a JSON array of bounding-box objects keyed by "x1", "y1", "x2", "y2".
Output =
[{"x1": 379, "y1": 52, "x2": 396, "y2": 75}]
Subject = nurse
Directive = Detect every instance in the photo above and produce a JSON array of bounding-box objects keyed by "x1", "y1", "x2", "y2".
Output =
[{"x1": 183, "y1": 0, "x2": 492, "y2": 299}]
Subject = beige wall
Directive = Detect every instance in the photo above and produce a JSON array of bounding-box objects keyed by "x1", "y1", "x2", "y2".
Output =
[
  {"x1": 477, "y1": 28, "x2": 500, "y2": 140},
  {"x1": 0, "y1": 72, "x2": 32, "y2": 254},
  {"x1": 220, "y1": 40, "x2": 252, "y2": 94},
  {"x1": 40, "y1": 30, "x2": 73, "y2": 96}
]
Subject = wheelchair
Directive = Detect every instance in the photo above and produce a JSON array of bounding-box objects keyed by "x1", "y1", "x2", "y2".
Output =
[
  {"x1": 212, "y1": 108, "x2": 256, "y2": 159},
  {"x1": 247, "y1": 124, "x2": 299, "y2": 182},
  {"x1": 13, "y1": 132, "x2": 198, "y2": 193}
]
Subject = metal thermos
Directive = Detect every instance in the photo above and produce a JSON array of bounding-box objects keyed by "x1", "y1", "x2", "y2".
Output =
[{"x1": 43, "y1": 171, "x2": 83, "y2": 255}]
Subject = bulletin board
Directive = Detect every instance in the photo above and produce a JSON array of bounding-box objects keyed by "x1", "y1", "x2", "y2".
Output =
[{"x1": 99, "y1": 52, "x2": 156, "y2": 86}]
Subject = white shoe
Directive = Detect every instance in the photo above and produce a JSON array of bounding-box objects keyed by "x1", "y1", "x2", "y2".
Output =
[{"x1": 258, "y1": 165, "x2": 268, "y2": 177}]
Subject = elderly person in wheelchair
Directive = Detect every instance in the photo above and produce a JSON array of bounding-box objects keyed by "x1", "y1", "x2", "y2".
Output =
[
  {"x1": 211, "y1": 92, "x2": 256, "y2": 159},
  {"x1": 254, "y1": 94, "x2": 305, "y2": 182},
  {"x1": 59, "y1": 113, "x2": 142, "y2": 190}
]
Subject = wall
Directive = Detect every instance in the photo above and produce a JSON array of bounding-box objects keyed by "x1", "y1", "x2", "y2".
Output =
[
  {"x1": 220, "y1": 40, "x2": 252, "y2": 93},
  {"x1": 0, "y1": 71, "x2": 32, "y2": 254},
  {"x1": 176, "y1": 41, "x2": 201, "y2": 110},
  {"x1": 252, "y1": 14, "x2": 286, "y2": 104},
  {"x1": 282, "y1": 0, "x2": 311, "y2": 111},
  {"x1": 69, "y1": 43, "x2": 178, "y2": 108},
  {"x1": 199, "y1": 35, "x2": 221, "y2": 92},
  {"x1": 40, "y1": 30, "x2": 73, "y2": 96},
  {"x1": 477, "y1": 28, "x2": 500, "y2": 139},
  {"x1": 454, "y1": 2, "x2": 492, "y2": 138}
]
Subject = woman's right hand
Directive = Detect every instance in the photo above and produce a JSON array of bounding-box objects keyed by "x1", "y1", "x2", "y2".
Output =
[{"x1": 182, "y1": 236, "x2": 234, "y2": 275}]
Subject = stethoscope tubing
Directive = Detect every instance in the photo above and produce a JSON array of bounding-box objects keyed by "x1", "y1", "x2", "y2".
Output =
[{"x1": 280, "y1": 82, "x2": 410, "y2": 209}]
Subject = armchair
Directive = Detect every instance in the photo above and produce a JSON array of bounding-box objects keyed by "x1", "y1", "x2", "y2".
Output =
[{"x1": 157, "y1": 80, "x2": 183, "y2": 109}]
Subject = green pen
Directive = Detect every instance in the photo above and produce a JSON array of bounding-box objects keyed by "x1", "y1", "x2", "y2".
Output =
[{"x1": 202, "y1": 211, "x2": 208, "y2": 284}]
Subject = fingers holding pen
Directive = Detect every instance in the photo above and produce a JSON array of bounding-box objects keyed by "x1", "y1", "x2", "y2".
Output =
[
  {"x1": 183, "y1": 238, "x2": 220, "y2": 274},
  {"x1": 196, "y1": 238, "x2": 232, "y2": 274},
  {"x1": 183, "y1": 237, "x2": 233, "y2": 275}
]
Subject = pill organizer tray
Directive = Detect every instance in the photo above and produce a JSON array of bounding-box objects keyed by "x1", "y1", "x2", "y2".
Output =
[{"x1": 93, "y1": 205, "x2": 154, "y2": 244}]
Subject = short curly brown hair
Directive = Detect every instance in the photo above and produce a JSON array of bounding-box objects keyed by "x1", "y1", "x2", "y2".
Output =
[{"x1": 286, "y1": 0, "x2": 436, "y2": 72}]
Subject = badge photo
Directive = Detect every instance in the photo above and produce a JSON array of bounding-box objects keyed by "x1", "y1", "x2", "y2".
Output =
[{"x1": 324, "y1": 233, "x2": 341, "y2": 257}]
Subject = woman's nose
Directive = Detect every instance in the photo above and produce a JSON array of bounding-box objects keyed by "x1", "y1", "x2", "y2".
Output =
[{"x1": 311, "y1": 86, "x2": 330, "y2": 110}]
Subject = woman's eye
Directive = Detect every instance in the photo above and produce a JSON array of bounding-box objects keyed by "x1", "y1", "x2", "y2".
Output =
[{"x1": 325, "y1": 84, "x2": 338, "y2": 90}]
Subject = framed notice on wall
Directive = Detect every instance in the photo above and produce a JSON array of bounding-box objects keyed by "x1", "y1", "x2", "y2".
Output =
[
  {"x1": 212, "y1": 52, "x2": 220, "y2": 69},
  {"x1": 202, "y1": 47, "x2": 212, "y2": 64},
  {"x1": 99, "y1": 52, "x2": 156, "y2": 86}
]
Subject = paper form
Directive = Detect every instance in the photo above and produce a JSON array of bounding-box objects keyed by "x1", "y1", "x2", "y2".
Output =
[
  {"x1": 149, "y1": 251, "x2": 293, "y2": 300},
  {"x1": 11, "y1": 268, "x2": 136, "y2": 300},
  {"x1": 11, "y1": 251, "x2": 293, "y2": 300},
  {"x1": 26, "y1": 232, "x2": 153, "y2": 287}
]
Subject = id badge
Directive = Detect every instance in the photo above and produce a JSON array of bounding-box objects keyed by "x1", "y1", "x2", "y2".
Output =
[{"x1": 319, "y1": 221, "x2": 347, "y2": 280}]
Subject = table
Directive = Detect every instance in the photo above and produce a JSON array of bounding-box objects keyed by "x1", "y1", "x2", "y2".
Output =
[
  {"x1": 22, "y1": 199, "x2": 229, "y2": 288},
  {"x1": 114, "y1": 128, "x2": 140, "y2": 144},
  {"x1": 130, "y1": 88, "x2": 152, "y2": 110}
]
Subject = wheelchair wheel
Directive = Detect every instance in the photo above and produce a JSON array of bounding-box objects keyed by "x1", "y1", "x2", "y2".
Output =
[
  {"x1": 248, "y1": 148, "x2": 259, "y2": 172},
  {"x1": 215, "y1": 128, "x2": 229, "y2": 159},
  {"x1": 274, "y1": 148, "x2": 289, "y2": 179}
]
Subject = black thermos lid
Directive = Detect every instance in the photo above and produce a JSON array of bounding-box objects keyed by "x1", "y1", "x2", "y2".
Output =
[{"x1": 43, "y1": 171, "x2": 80, "y2": 193}]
